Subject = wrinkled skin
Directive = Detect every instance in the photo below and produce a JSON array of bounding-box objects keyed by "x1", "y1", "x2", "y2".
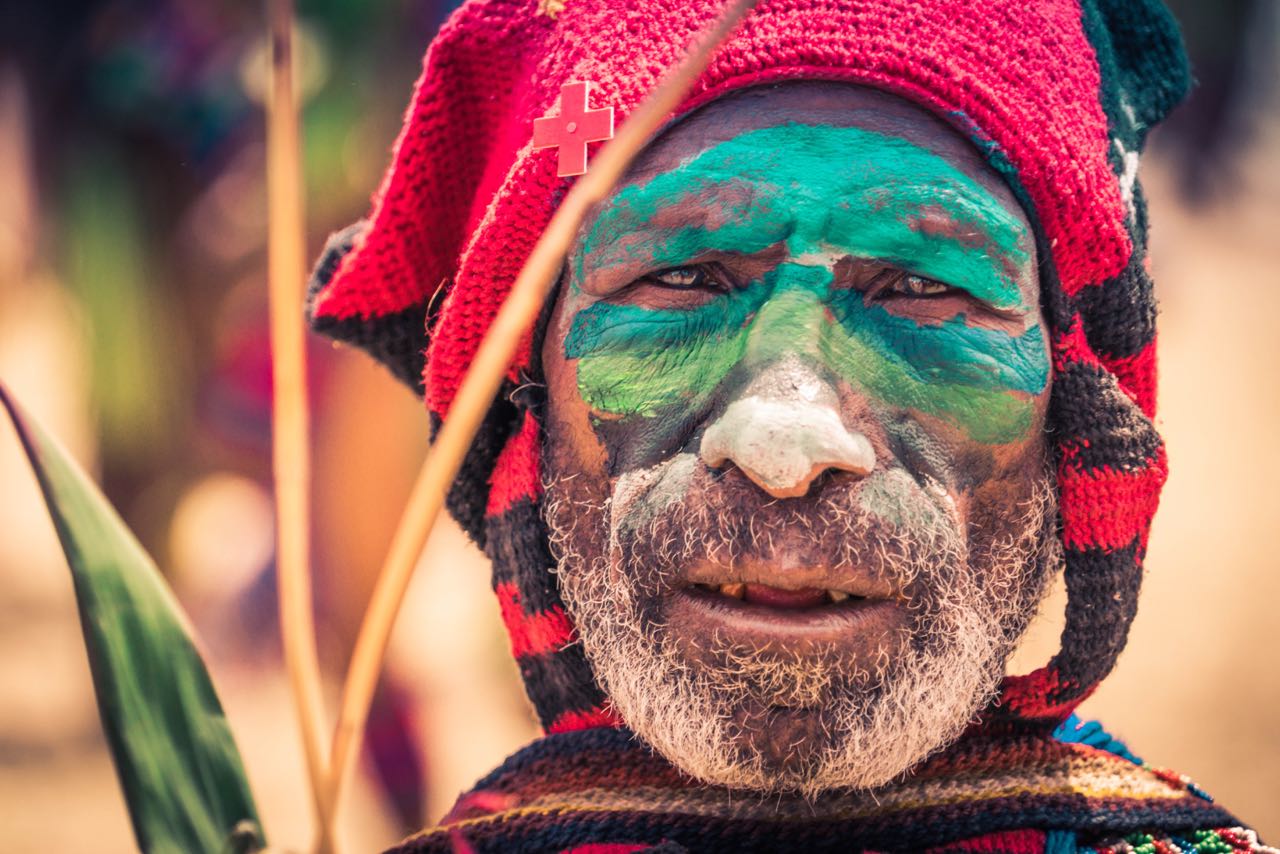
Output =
[{"x1": 540, "y1": 82, "x2": 1059, "y2": 793}]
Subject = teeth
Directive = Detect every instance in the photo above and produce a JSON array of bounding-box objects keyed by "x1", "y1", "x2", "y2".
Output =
[{"x1": 703, "y1": 583, "x2": 855, "y2": 603}]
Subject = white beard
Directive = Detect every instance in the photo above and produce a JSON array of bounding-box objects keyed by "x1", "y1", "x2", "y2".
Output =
[{"x1": 543, "y1": 460, "x2": 1061, "y2": 796}]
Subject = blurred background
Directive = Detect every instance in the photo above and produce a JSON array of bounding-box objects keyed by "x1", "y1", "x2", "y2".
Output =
[{"x1": 0, "y1": 1, "x2": 1276, "y2": 850}]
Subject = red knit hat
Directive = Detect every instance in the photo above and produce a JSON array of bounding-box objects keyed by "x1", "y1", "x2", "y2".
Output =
[{"x1": 308, "y1": 0, "x2": 1189, "y2": 734}]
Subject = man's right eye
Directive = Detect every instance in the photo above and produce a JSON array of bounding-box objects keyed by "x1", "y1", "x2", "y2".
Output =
[{"x1": 645, "y1": 267, "x2": 711, "y2": 290}]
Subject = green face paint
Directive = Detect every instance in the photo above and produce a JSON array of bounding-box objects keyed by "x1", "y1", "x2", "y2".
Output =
[{"x1": 564, "y1": 123, "x2": 1048, "y2": 449}]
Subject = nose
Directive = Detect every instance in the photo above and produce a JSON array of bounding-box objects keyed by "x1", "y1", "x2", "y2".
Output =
[{"x1": 698, "y1": 359, "x2": 876, "y2": 499}]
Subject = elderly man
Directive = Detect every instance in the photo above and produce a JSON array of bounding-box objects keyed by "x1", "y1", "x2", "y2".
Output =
[{"x1": 309, "y1": 0, "x2": 1270, "y2": 850}]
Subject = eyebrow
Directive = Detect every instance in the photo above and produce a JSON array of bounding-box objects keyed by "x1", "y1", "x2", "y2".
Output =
[
  {"x1": 576, "y1": 124, "x2": 1032, "y2": 310},
  {"x1": 576, "y1": 180, "x2": 790, "y2": 288}
]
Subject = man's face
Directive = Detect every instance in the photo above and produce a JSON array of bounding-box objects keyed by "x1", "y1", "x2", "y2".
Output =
[{"x1": 540, "y1": 83, "x2": 1059, "y2": 794}]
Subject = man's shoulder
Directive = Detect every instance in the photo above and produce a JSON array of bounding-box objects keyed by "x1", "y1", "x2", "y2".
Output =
[
  {"x1": 1049, "y1": 716, "x2": 1271, "y2": 853},
  {"x1": 386, "y1": 725, "x2": 1269, "y2": 854}
]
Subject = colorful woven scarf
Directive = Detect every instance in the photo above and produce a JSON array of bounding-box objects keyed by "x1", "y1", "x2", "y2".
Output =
[
  {"x1": 384, "y1": 724, "x2": 1264, "y2": 853},
  {"x1": 301, "y1": 0, "x2": 1267, "y2": 848}
]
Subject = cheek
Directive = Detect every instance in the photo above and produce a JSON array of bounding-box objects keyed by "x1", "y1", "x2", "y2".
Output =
[
  {"x1": 824, "y1": 299, "x2": 1051, "y2": 446},
  {"x1": 544, "y1": 297, "x2": 735, "y2": 475},
  {"x1": 542, "y1": 303, "x2": 612, "y2": 478},
  {"x1": 565, "y1": 298, "x2": 751, "y2": 419}
]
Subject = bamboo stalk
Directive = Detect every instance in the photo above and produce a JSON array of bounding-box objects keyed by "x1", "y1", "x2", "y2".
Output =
[
  {"x1": 320, "y1": 0, "x2": 760, "y2": 836},
  {"x1": 264, "y1": 2, "x2": 334, "y2": 851}
]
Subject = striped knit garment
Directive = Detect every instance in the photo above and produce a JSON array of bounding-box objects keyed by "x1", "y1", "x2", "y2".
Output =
[
  {"x1": 306, "y1": 0, "x2": 1267, "y2": 848},
  {"x1": 382, "y1": 724, "x2": 1267, "y2": 853}
]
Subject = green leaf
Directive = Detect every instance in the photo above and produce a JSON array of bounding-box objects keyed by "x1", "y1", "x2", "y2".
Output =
[{"x1": 1, "y1": 384, "x2": 265, "y2": 854}]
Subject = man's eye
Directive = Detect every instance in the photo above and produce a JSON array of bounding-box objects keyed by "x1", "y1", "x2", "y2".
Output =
[
  {"x1": 646, "y1": 267, "x2": 711, "y2": 290},
  {"x1": 864, "y1": 269, "x2": 956, "y2": 301},
  {"x1": 887, "y1": 274, "x2": 952, "y2": 297}
]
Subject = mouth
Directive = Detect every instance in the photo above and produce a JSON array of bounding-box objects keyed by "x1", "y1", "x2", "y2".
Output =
[
  {"x1": 691, "y1": 581, "x2": 859, "y2": 608},
  {"x1": 665, "y1": 574, "x2": 906, "y2": 656}
]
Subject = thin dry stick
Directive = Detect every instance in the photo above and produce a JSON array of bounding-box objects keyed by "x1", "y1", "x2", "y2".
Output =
[
  {"x1": 265, "y1": 1, "x2": 334, "y2": 851},
  {"x1": 321, "y1": 0, "x2": 761, "y2": 835}
]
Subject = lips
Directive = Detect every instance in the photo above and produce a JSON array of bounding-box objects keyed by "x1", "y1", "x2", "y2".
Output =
[
  {"x1": 683, "y1": 555, "x2": 898, "y2": 603},
  {"x1": 656, "y1": 548, "x2": 907, "y2": 674},
  {"x1": 693, "y1": 582, "x2": 850, "y2": 608},
  {"x1": 665, "y1": 581, "x2": 906, "y2": 665}
]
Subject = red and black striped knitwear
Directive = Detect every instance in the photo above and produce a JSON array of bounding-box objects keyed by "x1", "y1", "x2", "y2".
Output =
[{"x1": 306, "y1": 0, "x2": 1270, "y2": 850}]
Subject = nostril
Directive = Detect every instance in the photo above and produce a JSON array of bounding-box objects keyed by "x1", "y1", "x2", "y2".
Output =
[{"x1": 699, "y1": 395, "x2": 875, "y2": 499}]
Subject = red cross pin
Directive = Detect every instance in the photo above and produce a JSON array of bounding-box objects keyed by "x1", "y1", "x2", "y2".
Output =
[{"x1": 533, "y1": 81, "x2": 615, "y2": 177}]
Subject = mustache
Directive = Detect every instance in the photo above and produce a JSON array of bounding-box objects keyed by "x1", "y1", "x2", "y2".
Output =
[{"x1": 605, "y1": 454, "x2": 965, "y2": 598}]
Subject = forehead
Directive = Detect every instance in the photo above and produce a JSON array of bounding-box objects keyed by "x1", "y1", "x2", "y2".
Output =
[{"x1": 598, "y1": 81, "x2": 1030, "y2": 237}]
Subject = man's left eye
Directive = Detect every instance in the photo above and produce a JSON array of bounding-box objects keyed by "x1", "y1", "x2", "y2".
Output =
[
  {"x1": 862, "y1": 269, "x2": 959, "y2": 302},
  {"x1": 887, "y1": 274, "x2": 952, "y2": 297}
]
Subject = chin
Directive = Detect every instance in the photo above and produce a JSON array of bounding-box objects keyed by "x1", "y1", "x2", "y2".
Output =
[{"x1": 588, "y1": 605, "x2": 1012, "y2": 797}]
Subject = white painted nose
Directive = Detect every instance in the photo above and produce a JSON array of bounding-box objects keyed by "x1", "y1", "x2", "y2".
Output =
[{"x1": 699, "y1": 395, "x2": 876, "y2": 499}]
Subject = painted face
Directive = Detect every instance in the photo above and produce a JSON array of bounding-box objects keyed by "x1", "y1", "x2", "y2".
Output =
[
  {"x1": 566, "y1": 122, "x2": 1047, "y2": 451},
  {"x1": 541, "y1": 83, "x2": 1058, "y2": 794}
]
